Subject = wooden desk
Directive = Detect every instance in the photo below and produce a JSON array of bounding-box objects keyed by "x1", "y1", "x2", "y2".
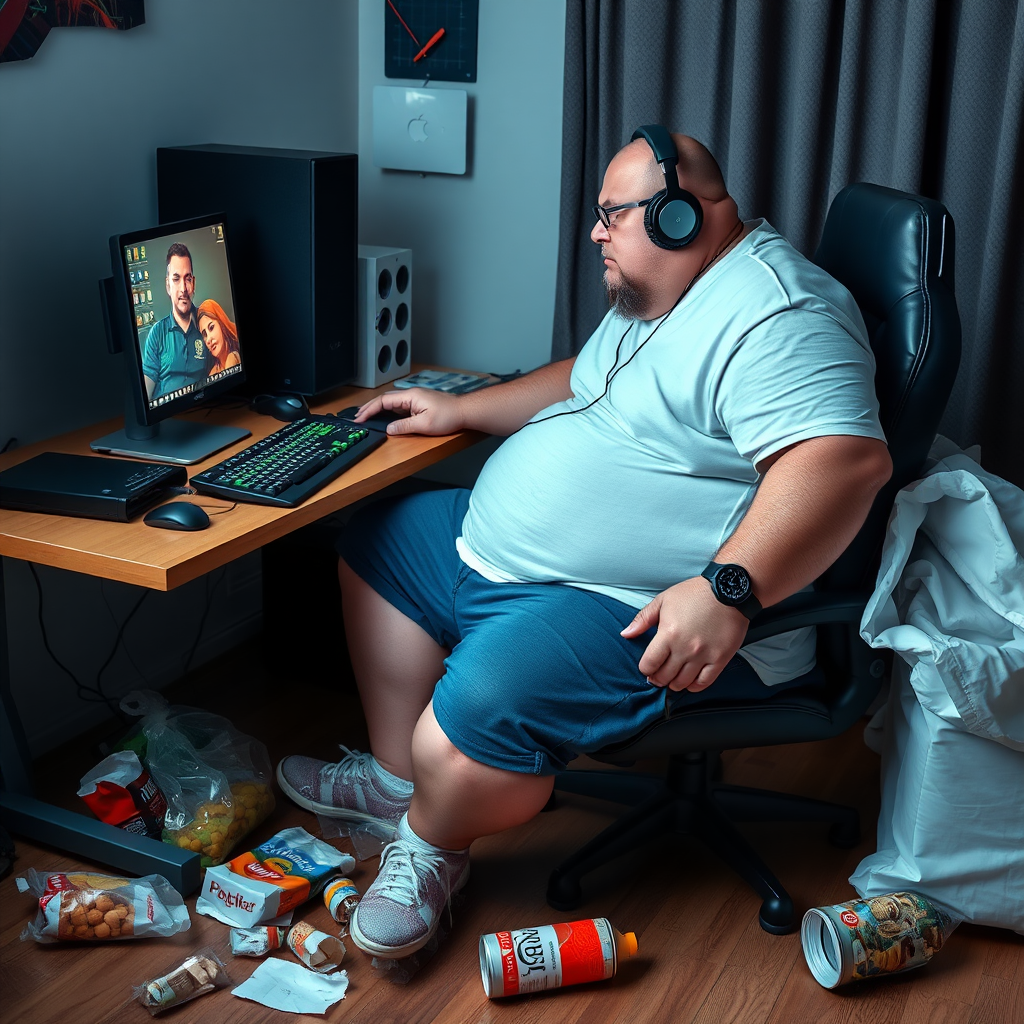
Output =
[{"x1": 0, "y1": 378, "x2": 486, "y2": 891}]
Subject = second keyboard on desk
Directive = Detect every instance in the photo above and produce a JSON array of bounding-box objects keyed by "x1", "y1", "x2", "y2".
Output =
[{"x1": 190, "y1": 416, "x2": 387, "y2": 507}]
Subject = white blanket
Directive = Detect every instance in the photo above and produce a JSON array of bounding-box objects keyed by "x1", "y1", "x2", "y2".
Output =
[{"x1": 852, "y1": 438, "x2": 1024, "y2": 934}]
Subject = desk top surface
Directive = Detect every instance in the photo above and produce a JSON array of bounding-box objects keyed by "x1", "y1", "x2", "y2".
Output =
[{"x1": 0, "y1": 377, "x2": 485, "y2": 590}]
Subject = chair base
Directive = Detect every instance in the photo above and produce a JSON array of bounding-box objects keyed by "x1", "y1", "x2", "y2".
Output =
[{"x1": 548, "y1": 753, "x2": 860, "y2": 934}]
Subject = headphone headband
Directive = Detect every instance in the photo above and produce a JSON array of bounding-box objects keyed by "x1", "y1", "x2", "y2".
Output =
[
  {"x1": 631, "y1": 125, "x2": 679, "y2": 171},
  {"x1": 629, "y1": 125, "x2": 703, "y2": 249}
]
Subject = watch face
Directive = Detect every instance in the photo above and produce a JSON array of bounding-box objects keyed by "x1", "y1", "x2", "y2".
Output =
[{"x1": 716, "y1": 565, "x2": 751, "y2": 603}]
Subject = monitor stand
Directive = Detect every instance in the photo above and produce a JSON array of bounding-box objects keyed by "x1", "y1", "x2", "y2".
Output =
[
  {"x1": 91, "y1": 375, "x2": 251, "y2": 465},
  {"x1": 91, "y1": 418, "x2": 250, "y2": 465}
]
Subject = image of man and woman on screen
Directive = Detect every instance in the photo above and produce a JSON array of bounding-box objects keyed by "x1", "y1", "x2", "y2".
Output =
[{"x1": 142, "y1": 240, "x2": 241, "y2": 404}]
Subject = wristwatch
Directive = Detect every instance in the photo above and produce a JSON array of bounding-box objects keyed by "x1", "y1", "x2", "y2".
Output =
[{"x1": 700, "y1": 561, "x2": 762, "y2": 620}]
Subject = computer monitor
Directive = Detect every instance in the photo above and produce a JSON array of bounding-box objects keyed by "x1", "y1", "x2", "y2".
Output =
[{"x1": 92, "y1": 213, "x2": 251, "y2": 464}]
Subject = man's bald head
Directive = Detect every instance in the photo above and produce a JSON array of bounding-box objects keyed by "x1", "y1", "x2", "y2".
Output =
[{"x1": 627, "y1": 133, "x2": 729, "y2": 202}]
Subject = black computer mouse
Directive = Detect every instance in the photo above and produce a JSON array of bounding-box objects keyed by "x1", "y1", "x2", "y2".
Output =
[
  {"x1": 336, "y1": 405, "x2": 408, "y2": 431},
  {"x1": 143, "y1": 502, "x2": 211, "y2": 531},
  {"x1": 252, "y1": 393, "x2": 309, "y2": 421}
]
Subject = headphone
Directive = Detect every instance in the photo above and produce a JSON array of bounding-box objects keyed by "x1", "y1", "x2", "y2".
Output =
[{"x1": 631, "y1": 125, "x2": 703, "y2": 249}]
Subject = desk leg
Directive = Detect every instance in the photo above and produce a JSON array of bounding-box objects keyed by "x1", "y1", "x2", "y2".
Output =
[
  {"x1": 0, "y1": 559, "x2": 33, "y2": 795},
  {"x1": 0, "y1": 559, "x2": 202, "y2": 894}
]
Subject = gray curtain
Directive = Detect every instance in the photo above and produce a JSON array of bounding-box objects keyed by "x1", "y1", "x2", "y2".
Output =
[{"x1": 553, "y1": 0, "x2": 1023, "y2": 486}]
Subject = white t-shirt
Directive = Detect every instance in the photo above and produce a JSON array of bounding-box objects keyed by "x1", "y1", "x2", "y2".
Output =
[{"x1": 457, "y1": 220, "x2": 886, "y2": 684}]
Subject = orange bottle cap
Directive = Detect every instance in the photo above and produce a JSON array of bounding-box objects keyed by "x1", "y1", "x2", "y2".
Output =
[{"x1": 622, "y1": 931, "x2": 639, "y2": 958}]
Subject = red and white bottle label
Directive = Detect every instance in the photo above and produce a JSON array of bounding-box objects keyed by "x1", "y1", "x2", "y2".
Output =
[{"x1": 497, "y1": 918, "x2": 614, "y2": 996}]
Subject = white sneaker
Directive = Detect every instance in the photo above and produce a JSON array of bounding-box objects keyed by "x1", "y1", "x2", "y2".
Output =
[
  {"x1": 349, "y1": 830, "x2": 470, "y2": 958},
  {"x1": 276, "y1": 746, "x2": 410, "y2": 828}
]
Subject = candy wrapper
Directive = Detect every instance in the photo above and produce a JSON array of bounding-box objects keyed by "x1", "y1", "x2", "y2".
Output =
[
  {"x1": 133, "y1": 947, "x2": 231, "y2": 1015},
  {"x1": 16, "y1": 869, "x2": 190, "y2": 943}
]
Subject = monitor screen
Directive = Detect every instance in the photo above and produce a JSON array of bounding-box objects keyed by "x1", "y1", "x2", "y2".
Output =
[
  {"x1": 93, "y1": 213, "x2": 252, "y2": 464},
  {"x1": 118, "y1": 217, "x2": 245, "y2": 411}
]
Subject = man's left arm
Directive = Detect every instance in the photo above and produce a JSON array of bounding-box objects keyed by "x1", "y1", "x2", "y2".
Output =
[{"x1": 620, "y1": 434, "x2": 893, "y2": 692}]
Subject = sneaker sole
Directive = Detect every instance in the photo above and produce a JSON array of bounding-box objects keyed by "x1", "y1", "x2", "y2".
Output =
[
  {"x1": 348, "y1": 862, "x2": 470, "y2": 959},
  {"x1": 275, "y1": 761, "x2": 404, "y2": 827}
]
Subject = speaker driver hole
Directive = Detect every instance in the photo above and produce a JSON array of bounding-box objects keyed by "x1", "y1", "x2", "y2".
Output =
[
  {"x1": 377, "y1": 345, "x2": 392, "y2": 373},
  {"x1": 378, "y1": 269, "x2": 392, "y2": 300},
  {"x1": 395, "y1": 303, "x2": 409, "y2": 331},
  {"x1": 377, "y1": 306, "x2": 392, "y2": 335},
  {"x1": 396, "y1": 264, "x2": 409, "y2": 293},
  {"x1": 396, "y1": 339, "x2": 409, "y2": 366}
]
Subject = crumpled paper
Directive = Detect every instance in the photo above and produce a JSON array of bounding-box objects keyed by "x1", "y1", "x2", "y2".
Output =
[{"x1": 232, "y1": 959, "x2": 349, "y2": 1013}]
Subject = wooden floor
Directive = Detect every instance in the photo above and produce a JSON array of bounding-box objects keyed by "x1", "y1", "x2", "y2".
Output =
[{"x1": 2, "y1": 642, "x2": 1021, "y2": 1024}]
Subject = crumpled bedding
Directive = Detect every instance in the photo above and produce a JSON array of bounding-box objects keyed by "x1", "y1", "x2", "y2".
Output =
[{"x1": 852, "y1": 437, "x2": 1024, "y2": 934}]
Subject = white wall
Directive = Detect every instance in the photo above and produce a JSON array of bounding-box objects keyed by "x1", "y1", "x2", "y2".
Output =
[{"x1": 357, "y1": 0, "x2": 566, "y2": 377}]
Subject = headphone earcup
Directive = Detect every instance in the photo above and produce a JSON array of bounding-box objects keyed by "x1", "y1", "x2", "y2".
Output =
[{"x1": 644, "y1": 190, "x2": 703, "y2": 249}]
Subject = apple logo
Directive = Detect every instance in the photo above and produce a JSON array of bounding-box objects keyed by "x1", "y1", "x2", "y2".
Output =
[{"x1": 408, "y1": 115, "x2": 429, "y2": 142}]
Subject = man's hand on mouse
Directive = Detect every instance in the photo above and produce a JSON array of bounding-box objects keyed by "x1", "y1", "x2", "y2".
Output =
[{"x1": 355, "y1": 389, "x2": 465, "y2": 437}]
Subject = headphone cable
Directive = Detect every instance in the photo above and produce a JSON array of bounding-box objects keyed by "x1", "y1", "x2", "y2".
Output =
[{"x1": 524, "y1": 218, "x2": 746, "y2": 431}]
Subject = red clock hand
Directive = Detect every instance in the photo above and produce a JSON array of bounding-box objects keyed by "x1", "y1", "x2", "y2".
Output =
[
  {"x1": 386, "y1": 0, "x2": 420, "y2": 46},
  {"x1": 414, "y1": 27, "x2": 446, "y2": 62}
]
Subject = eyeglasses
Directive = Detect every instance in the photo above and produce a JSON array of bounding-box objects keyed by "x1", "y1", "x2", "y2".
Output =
[{"x1": 592, "y1": 195, "x2": 654, "y2": 228}]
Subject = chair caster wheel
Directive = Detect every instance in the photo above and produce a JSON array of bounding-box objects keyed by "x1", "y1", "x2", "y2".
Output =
[
  {"x1": 546, "y1": 872, "x2": 583, "y2": 912},
  {"x1": 758, "y1": 896, "x2": 797, "y2": 934},
  {"x1": 828, "y1": 820, "x2": 860, "y2": 848}
]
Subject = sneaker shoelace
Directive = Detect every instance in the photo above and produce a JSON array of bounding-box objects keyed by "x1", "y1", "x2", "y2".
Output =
[
  {"x1": 375, "y1": 842, "x2": 449, "y2": 909},
  {"x1": 321, "y1": 745, "x2": 374, "y2": 790}
]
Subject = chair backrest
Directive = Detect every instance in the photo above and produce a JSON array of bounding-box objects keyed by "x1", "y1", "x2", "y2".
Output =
[{"x1": 813, "y1": 182, "x2": 962, "y2": 590}]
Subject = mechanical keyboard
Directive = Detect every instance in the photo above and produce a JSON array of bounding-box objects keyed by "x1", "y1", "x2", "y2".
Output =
[{"x1": 190, "y1": 415, "x2": 386, "y2": 507}]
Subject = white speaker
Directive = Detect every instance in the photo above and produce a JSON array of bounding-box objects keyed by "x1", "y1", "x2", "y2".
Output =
[{"x1": 356, "y1": 245, "x2": 412, "y2": 388}]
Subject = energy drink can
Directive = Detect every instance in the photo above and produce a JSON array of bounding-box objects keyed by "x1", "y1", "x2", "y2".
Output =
[
  {"x1": 479, "y1": 917, "x2": 638, "y2": 998},
  {"x1": 801, "y1": 891, "x2": 960, "y2": 988}
]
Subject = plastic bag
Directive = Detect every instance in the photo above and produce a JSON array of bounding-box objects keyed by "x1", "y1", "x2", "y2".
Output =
[
  {"x1": 118, "y1": 690, "x2": 275, "y2": 866},
  {"x1": 16, "y1": 868, "x2": 190, "y2": 943}
]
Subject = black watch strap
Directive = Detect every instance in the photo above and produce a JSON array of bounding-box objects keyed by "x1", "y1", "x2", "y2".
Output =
[{"x1": 700, "y1": 561, "x2": 762, "y2": 620}]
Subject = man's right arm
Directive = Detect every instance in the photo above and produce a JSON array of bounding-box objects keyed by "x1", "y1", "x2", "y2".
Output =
[{"x1": 353, "y1": 358, "x2": 576, "y2": 437}]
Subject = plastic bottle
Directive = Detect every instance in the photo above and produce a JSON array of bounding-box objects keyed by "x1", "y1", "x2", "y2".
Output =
[
  {"x1": 479, "y1": 917, "x2": 638, "y2": 998},
  {"x1": 323, "y1": 877, "x2": 361, "y2": 926}
]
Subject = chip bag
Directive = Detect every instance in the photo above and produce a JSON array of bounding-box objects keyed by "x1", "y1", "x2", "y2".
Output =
[
  {"x1": 118, "y1": 690, "x2": 275, "y2": 866},
  {"x1": 16, "y1": 869, "x2": 190, "y2": 943}
]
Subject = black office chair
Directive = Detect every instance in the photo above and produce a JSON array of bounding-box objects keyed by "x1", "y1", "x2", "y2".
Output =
[{"x1": 547, "y1": 183, "x2": 962, "y2": 934}]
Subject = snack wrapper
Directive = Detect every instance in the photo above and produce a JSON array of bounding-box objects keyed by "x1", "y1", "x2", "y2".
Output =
[
  {"x1": 133, "y1": 947, "x2": 231, "y2": 1015},
  {"x1": 230, "y1": 925, "x2": 289, "y2": 957},
  {"x1": 78, "y1": 750, "x2": 167, "y2": 839},
  {"x1": 16, "y1": 869, "x2": 190, "y2": 943},
  {"x1": 195, "y1": 825, "x2": 354, "y2": 927}
]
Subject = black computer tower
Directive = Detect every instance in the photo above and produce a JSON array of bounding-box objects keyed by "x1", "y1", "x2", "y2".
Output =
[{"x1": 157, "y1": 144, "x2": 358, "y2": 396}]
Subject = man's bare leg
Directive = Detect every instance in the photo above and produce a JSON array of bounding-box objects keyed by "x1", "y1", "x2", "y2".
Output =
[
  {"x1": 407, "y1": 702, "x2": 554, "y2": 851},
  {"x1": 339, "y1": 558, "x2": 448, "y2": 781}
]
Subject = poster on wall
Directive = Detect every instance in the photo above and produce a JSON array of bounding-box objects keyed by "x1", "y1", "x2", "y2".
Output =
[{"x1": 0, "y1": 0, "x2": 145, "y2": 64}]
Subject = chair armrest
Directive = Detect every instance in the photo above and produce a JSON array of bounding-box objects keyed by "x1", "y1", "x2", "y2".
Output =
[{"x1": 743, "y1": 591, "x2": 871, "y2": 645}]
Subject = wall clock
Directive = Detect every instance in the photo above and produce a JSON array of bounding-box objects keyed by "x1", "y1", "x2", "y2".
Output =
[{"x1": 384, "y1": 0, "x2": 478, "y2": 83}]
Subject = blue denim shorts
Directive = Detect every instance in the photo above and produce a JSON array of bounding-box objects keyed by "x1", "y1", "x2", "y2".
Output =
[{"x1": 337, "y1": 488, "x2": 812, "y2": 775}]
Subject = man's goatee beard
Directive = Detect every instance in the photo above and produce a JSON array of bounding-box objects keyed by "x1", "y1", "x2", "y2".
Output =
[{"x1": 605, "y1": 273, "x2": 651, "y2": 321}]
